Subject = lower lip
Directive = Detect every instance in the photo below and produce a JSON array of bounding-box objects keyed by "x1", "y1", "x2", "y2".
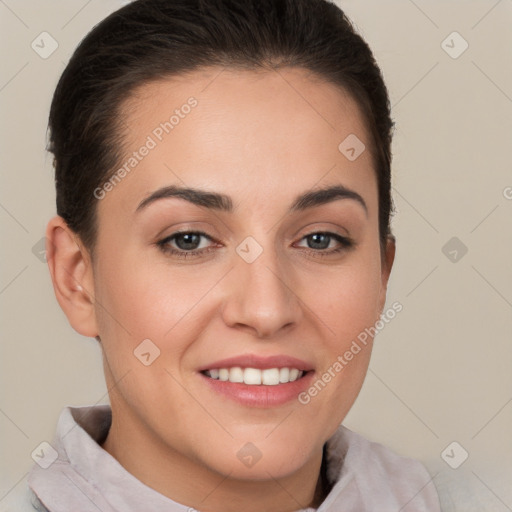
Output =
[{"x1": 199, "y1": 371, "x2": 315, "y2": 408}]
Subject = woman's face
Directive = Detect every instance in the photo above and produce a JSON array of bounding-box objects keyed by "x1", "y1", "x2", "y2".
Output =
[{"x1": 90, "y1": 67, "x2": 394, "y2": 481}]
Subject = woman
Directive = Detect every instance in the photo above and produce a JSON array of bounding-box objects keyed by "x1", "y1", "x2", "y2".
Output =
[{"x1": 26, "y1": 0, "x2": 441, "y2": 510}]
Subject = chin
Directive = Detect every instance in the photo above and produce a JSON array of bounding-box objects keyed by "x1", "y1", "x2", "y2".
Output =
[{"x1": 192, "y1": 430, "x2": 319, "y2": 482}]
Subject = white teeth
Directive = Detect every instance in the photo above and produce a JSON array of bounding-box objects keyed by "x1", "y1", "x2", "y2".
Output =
[
  {"x1": 289, "y1": 368, "x2": 300, "y2": 382},
  {"x1": 262, "y1": 368, "x2": 280, "y2": 386},
  {"x1": 204, "y1": 367, "x2": 305, "y2": 385},
  {"x1": 229, "y1": 367, "x2": 244, "y2": 383},
  {"x1": 244, "y1": 367, "x2": 262, "y2": 385}
]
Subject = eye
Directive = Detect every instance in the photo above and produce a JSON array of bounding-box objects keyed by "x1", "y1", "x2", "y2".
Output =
[
  {"x1": 157, "y1": 231, "x2": 216, "y2": 259},
  {"x1": 295, "y1": 232, "x2": 354, "y2": 256}
]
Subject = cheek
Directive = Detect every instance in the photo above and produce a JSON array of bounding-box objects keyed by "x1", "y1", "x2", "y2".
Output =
[
  {"x1": 313, "y1": 254, "x2": 383, "y2": 344},
  {"x1": 95, "y1": 247, "x2": 185, "y2": 330},
  {"x1": 92, "y1": 249, "x2": 223, "y2": 367},
  {"x1": 298, "y1": 260, "x2": 381, "y2": 448},
  {"x1": 302, "y1": 249, "x2": 382, "y2": 408}
]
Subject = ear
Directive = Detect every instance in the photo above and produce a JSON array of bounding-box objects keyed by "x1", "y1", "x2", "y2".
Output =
[
  {"x1": 45, "y1": 216, "x2": 99, "y2": 338},
  {"x1": 378, "y1": 234, "x2": 396, "y2": 312}
]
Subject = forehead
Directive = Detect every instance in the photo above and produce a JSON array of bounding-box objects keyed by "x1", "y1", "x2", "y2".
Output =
[
  {"x1": 122, "y1": 66, "x2": 369, "y2": 144},
  {"x1": 101, "y1": 66, "x2": 376, "y2": 216}
]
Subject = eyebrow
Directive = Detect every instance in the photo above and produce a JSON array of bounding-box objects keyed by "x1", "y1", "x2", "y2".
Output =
[{"x1": 135, "y1": 184, "x2": 367, "y2": 215}]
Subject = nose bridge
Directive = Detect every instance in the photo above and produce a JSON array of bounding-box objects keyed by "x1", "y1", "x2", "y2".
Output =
[{"x1": 222, "y1": 235, "x2": 302, "y2": 338}]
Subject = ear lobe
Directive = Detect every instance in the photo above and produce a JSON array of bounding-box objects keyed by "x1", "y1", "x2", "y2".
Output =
[{"x1": 45, "y1": 216, "x2": 99, "y2": 338}]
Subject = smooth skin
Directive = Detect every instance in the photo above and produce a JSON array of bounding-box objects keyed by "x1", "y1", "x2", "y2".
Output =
[{"x1": 46, "y1": 66, "x2": 395, "y2": 512}]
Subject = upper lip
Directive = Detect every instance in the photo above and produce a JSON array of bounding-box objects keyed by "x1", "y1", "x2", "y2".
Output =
[{"x1": 198, "y1": 354, "x2": 314, "y2": 372}]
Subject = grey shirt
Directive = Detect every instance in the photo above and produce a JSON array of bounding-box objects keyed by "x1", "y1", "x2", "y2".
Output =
[{"x1": 24, "y1": 405, "x2": 441, "y2": 511}]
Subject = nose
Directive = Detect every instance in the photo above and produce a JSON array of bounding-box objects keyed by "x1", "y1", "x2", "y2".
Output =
[{"x1": 221, "y1": 243, "x2": 303, "y2": 339}]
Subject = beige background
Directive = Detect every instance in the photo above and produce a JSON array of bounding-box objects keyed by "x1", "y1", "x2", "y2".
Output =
[{"x1": 1, "y1": 0, "x2": 511, "y2": 510}]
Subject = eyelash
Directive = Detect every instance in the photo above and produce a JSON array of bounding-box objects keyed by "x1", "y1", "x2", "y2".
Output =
[{"x1": 156, "y1": 230, "x2": 355, "y2": 260}]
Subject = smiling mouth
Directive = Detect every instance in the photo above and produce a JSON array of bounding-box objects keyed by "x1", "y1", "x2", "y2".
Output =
[{"x1": 201, "y1": 367, "x2": 307, "y2": 385}]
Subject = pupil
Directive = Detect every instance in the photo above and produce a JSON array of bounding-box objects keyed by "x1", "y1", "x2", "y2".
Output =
[
  {"x1": 309, "y1": 233, "x2": 330, "y2": 249},
  {"x1": 177, "y1": 233, "x2": 200, "y2": 250}
]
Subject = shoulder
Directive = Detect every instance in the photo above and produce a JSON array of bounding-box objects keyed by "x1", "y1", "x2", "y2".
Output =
[
  {"x1": 432, "y1": 468, "x2": 510, "y2": 512},
  {"x1": 331, "y1": 425, "x2": 435, "y2": 484},
  {"x1": 323, "y1": 425, "x2": 441, "y2": 512},
  {"x1": 0, "y1": 480, "x2": 49, "y2": 512}
]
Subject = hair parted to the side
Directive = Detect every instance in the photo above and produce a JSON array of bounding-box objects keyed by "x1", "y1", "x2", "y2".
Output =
[{"x1": 48, "y1": 0, "x2": 394, "y2": 255}]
